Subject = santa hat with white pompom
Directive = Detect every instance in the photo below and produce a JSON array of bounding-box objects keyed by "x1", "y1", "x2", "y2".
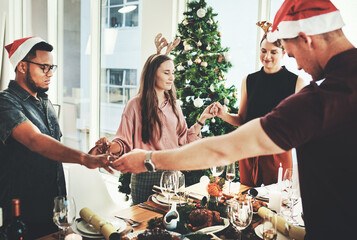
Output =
[
  {"x1": 267, "y1": 0, "x2": 345, "y2": 42},
  {"x1": 5, "y1": 36, "x2": 46, "y2": 71}
]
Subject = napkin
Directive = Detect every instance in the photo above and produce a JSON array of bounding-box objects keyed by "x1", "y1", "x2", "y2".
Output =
[
  {"x1": 79, "y1": 207, "x2": 121, "y2": 240},
  {"x1": 152, "y1": 185, "x2": 204, "y2": 201},
  {"x1": 257, "y1": 207, "x2": 305, "y2": 240}
]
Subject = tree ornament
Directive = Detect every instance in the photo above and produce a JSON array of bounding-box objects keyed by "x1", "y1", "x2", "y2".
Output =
[
  {"x1": 197, "y1": 40, "x2": 202, "y2": 47},
  {"x1": 198, "y1": 27, "x2": 203, "y2": 33},
  {"x1": 193, "y1": 97, "x2": 204, "y2": 108},
  {"x1": 184, "y1": 45, "x2": 192, "y2": 51},
  {"x1": 187, "y1": 59, "x2": 193, "y2": 66},
  {"x1": 206, "y1": 45, "x2": 211, "y2": 51},
  {"x1": 211, "y1": 118, "x2": 216, "y2": 123},
  {"x1": 213, "y1": 39, "x2": 218, "y2": 45},
  {"x1": 233, "y1": 91, "x2": 239, "y2": 98},
  {"x1": 197, "y1": 8, "x2": 206, "y2": 18},
  {"x1": 195, "y1": 58, "x2": 202, "y2": 64},
  {"x1": 218, "y1": 31, "x2": 222, "y2": 37},
  {"x1": 210, "y1": 84, "x2": 215, "y2": 92},
  {"x1": 177, "y1": 65, "x2": 185, "y2": 71},
  {"x1": 207, "y1": 19, "x2": 213, "y2": 25},
  {"x1": 223, "y1": 52, "x2": 231, "y2": 62},
  {"x1": 224, "y1": 97, "x2": 229, "y2": 105},
  {"x1": 201, "y1": 61, "x2": 208, "y2": 67},
  {"x1": 183, "y1": 41, "x2": 188, "y2": 46},
  {"x1": 217, "y1": 54, "x2": 224, "y2": 63},
  {"x1": 183, "y1": 19, "x2": 188, "y2": 26},
  {"x1": 218, "y1": 76, "x2": 222, "y2": 81}
]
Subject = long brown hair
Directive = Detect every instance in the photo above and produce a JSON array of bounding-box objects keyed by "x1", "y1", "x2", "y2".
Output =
[{"x1": 139, "y1": 54, "x2": 182, "y2": 144}]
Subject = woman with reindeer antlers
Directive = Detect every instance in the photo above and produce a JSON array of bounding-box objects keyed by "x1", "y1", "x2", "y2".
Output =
[
  {"x1": 213, "y1": 21, "x2": 305, "y2": 189},
  {"x1": 90, "y1": 34, "x2": 216, "y2": 204}
]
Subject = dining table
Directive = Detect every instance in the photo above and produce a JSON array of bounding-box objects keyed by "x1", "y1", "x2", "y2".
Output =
[{"x1": 37, "y1": 181, "x2": 305, "y2": 240}]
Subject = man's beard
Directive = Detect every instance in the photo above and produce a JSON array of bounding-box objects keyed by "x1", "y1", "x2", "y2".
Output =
[{"x1": 25, "y1": 70, "x2": 49, "y2": 94}]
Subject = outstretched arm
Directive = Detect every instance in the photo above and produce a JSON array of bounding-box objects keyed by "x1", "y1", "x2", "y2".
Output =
[
  {"x1": 12, "y1": 121, "x2": 114, "y2": 173},
  {"x1": 111, "y1": 118, "x2": 285, "y2": 173}
]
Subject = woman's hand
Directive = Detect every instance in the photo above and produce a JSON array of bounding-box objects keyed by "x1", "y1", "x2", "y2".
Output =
[
  {"x1": 212, "y1": 102, "x2": 228, "y2": 119},
  {"x1": 88, "y1": 137, "x2": 112, "y2": 155},
  {"x1": 199, "y1": 103, "x2": 217, "y2": 122}
]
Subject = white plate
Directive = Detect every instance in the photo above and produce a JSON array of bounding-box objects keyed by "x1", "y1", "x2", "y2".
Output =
[
  {"x1": 125, "y1": 230, "x2": 188, "y2": 239},
  {"x1": 193, "y1": 217, "x2": 230, "y2": 234},
  {"x1": 254, "y1": 224, "x2": 289, "y2": 240},
  {"x1": 156, "y1": 194, "x2": 184, "y2": 205},
  {"x1": 73, "y1": 217, "x2": 126, "y2": 238},
  {"x1": 151, "y1": 194, "x2": 185, "y2": 207}
]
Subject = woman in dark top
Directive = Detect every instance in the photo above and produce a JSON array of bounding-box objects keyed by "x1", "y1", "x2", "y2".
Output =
[{"x1": 214, "y1": 30, "x2": 305, "y2": 188}]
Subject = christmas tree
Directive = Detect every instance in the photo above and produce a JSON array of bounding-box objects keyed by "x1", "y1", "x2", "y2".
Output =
[
  {"x1": 171, "y1": 0, "x2": 240, "y2": 184},
  {"x1": 172, "y1": 0, "x2": 238, "y2": 136}
]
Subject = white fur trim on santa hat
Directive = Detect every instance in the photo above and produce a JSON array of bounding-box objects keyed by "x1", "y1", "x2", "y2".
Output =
[
  {"x1": 9, "y1": 37, "x2": 45, "y2": 70},
  {"x1": 276, "y1": 10, "x2": 344, "y2": 40}
]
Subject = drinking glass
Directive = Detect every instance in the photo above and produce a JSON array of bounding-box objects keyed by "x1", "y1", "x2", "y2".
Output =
[
  {"x1": 210, "y1": 166, "x2": 225, "y2": 177},
  {"x1": 227, "y1": 199, "x2": 253, "y2": 240},
  {"x1": 176, "y1": 171, "x2": 186, "y2": 205},
  {"x1": 226, "y1": 163, "x2": 236, "y2": 194},
  {"x1": 263, "y1": 213, "x2": 278, "y2": 240},
  {"x1": 282, "y1": 168, "x2": 293, "y2": 191},
  {"x1": 53, "y1": 196, "x2": 76, "y2": 239},
  {"x1": 160, "y1": 171, "x2": 178, "y2": 207}
]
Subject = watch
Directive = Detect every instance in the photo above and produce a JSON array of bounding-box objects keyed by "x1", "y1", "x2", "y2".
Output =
[{"x1": 144, "y1": 151, "x2": 156, "y2": 172}]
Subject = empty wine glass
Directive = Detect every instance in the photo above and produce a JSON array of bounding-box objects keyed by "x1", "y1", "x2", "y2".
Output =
[
  {"x1": 176, "y1": 171, "x2": 186, "y2": 205},
  {"x1": 53, "y1": 196, "x2": 76, "y2": 239},
  {"x1": 210, "y1": 166, "x2": 225, "y2": 177},
  {"x1": 226, "y1": 163, "x2": 236, "y2": 194},
  {"x1": 282, "y1": 168, "x2": 293, "y2": 191},
  {"x1": 227, "y1": 199, "x2": 253, "y2": 240},
  {"x1": 160, "y1": 171, "x2": 177, "y2": 207}
]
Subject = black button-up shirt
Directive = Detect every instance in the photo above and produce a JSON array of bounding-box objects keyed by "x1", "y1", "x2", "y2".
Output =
[{"x1": 0, "y1": 80, "x2": 66, "y2": 225}]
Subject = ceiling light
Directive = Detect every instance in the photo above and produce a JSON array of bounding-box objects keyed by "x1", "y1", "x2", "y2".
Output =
[{"x1": 118, "y1": 5, "x2": 137, "y2": 13}]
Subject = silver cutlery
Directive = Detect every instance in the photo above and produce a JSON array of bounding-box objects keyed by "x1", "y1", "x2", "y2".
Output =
[
  {"x1": 114, "y1": 216, "x2": 142, "y2": 227},
  {"x1": 138, "y1": 203, "x2": 166, "y2": 214}
]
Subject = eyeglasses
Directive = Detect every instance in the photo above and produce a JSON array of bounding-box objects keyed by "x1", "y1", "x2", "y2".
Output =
[{"x1": 23, "y1": 60, "x2": 58, "y2": 74}]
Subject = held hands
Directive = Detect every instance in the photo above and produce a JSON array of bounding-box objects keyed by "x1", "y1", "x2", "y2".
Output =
[
  {"x1": 88, "y1": 137, "x2": 113, "y2": 155},
  {"x1": 210, "y1": 102, "x2": 228, "y2": 119},
  {"x1": 110, "y1": 149, "x2": 147, "y2": 174},
  {"x1": 82, "y1": 153, "x2": 116, "y2": 174}
]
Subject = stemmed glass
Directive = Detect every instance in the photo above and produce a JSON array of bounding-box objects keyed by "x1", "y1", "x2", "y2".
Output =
[
  {"x1": 210, "y1": 166, "x2": 225, "y2": 177},
  {"x1": 160, "y1": 171, "x2": 178, "y2": 207},
  {"x1": 53, "y1": 196, "x2": 76, "y2": 239},
  {"x1": 176, "y1": 171, "x2": 186, "y2": 205},
  {"x1": 281, "y1": 168, "x2": 297, "y2": 223},
  {"x1": 226, "y1": 163, "x2": 236, "y2": 194},
  {"x1": 227, "y1": 199, "x2": 253, "y2": 240}
]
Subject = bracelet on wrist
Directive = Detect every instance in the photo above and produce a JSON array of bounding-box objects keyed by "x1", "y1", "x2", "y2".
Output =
[{"x1": 197, "y1": 120, "x2": 205, "y2": 127}]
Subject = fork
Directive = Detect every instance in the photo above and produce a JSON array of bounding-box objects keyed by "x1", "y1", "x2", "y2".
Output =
[{"x1": 115, "y1": 216, "x2": 142, "y2": 227}]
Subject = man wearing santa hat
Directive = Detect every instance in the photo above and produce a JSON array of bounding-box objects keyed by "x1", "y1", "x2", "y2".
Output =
[
  {"x1": 0, "y1": 37, "x2": 115, "y2": 238},
  {"x1": 112, "y1": 0, "x2": 356, "y2": 239}
]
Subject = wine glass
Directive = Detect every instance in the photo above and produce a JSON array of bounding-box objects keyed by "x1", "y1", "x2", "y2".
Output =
[
  {"x1": 176, "y1": 171, "x2": 186, "y2": 205},
  {"x1": 282, "y1": 168, "x2": 293, "y2": 191},
  {"x1": 226, "y1": 163, "x2": 236, "y2": 194},
  {"x1": 227, "y1": 199, "x2": 253, "y2": 240},
  {"x1": 53, "y1": 196, "x2": 76, "y2": 239},
  {"x1": 160, "y1": 171, "x2": 178, "y2": 207},
  {"x1": 210, "y1": 166, "x2": 225, "y2": 177},
  {"x1": 263, "y1": 213, "x2": 278, "y2": 240}
]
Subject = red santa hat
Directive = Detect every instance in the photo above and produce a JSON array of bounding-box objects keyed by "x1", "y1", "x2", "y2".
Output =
[
  {"x1": 5, "y1": 36, "x2": 46, "y2": 70},
  {"x1": 267, "y1": 0, "x2": 345, "y2": 42}
]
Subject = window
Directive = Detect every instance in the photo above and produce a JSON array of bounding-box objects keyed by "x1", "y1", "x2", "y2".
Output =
[
  {"x1": 102, "y1": 0, "x2": 139, "y2": 28},
  {"x1": 102, "y1": 69, "x2": 137, "y2": 104}
]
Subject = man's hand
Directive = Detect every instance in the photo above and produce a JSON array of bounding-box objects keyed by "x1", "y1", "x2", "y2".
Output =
[
  {"x1": 83, "y1": 154, "x2": 116, "y2": 174},
  {"x1": 110, "y1": 149, "x2": 147, "y2": 174},
  {"x1": 212, "y1": 102, "x2": 228, "y2": 119}
]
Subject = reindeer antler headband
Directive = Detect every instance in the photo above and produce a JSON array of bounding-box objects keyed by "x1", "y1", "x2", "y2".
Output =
[
  {"x1": 256, "y1": 21, "x2": 273, "y2": 34},
  {"x1": 151, "y1": 33, "x2": 181, "y2": 62}
]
